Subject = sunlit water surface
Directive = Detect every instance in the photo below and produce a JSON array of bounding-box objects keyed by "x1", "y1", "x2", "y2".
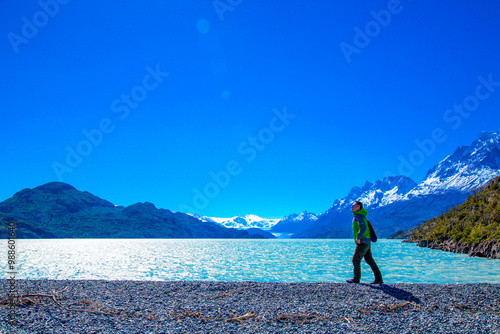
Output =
[{"x1": 3, "y1": 239, "x2": 500, "y2": 283}]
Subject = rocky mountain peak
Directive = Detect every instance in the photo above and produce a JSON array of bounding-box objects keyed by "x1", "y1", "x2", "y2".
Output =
[
  {"x1": 280, "y1": 211, "x2": 319, "y2": 222},
  {"x1": 407, "y1": 130, "x2": 500, "y2": 197},
  {"x1": 477, "y1": 130, "x2": 500, "y2": 143},
  {"x1": 293, "y1": 130, "x2": 500, "y2": 239},
  {"x1": 341, "y1": 175, "x2": 417, "y2": 209}
]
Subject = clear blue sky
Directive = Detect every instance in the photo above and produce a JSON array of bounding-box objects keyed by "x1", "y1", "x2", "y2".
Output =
[{"x1": 1, "y1": 0, "x2": 500, "y2": 218}]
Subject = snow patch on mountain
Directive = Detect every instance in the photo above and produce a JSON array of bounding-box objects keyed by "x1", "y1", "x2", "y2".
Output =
[
  {"x1": 330, "y1": 175, "x2": 418, "y2": 212},
  {"x1": 192, "y1": 214, "x2": 281, "y2": 230},
  {"x1": 280, "y1": 211, "x2": 320, "y2": 222},
  {"x1": 405, "y1": 130, "x2": 500, "y2": 198},
  {"x1": 296, "y1": 130, "x2": 500, "y2": 238}
]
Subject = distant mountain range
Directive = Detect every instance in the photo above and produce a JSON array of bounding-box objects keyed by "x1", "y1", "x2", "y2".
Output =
[
  {"x1": 270, "y1": 211, "x2": 321, "y2": 237},
  {"x1": 293, "y1": 130, "x2": 500, "y2": 238},
  {"x1": 191, "y1": 214, "x2": 279, "y2": 239},
  {"x1": 291, "y1": 175, "x2": 417, "y2": 238},
  {"x1": 193, "y1": 214, "x2": 280, "y2": 230},
  {"x1": 2, "y1": 130, "x2": 499, "y2": 240},
  {"x1": 0, "y1": 183, "x2": 266, "y2": 239},
  {"x1": 198, "y1": 131, "x2": 500, "y2": 239},
  {"x1": 194, "y1": 212, "x2": 321, "y2": 239}
]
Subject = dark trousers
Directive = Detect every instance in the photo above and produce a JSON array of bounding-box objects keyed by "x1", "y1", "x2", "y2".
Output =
[{"x1": 352, "y1": 243, "x2": 382, "y2": 282}]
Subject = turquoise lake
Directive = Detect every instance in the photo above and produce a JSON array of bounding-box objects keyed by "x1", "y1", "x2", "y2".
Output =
[{"x1": 4, "y1": 239, "x2": 500, "y2": 283}]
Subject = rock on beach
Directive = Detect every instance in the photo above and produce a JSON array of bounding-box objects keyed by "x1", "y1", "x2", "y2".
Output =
[{"x1": 1, "y1": 279, "x2": 499, "y2": 333}]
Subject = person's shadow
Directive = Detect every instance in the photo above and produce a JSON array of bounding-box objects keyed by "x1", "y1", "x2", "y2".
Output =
[{"x1": 365, "y1": 284, "x2": 421, "y2": 304}]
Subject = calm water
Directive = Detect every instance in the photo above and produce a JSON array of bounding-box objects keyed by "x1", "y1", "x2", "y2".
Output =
[{"x1": 3, "y1": 239, "x2": 500, "y2": 283}]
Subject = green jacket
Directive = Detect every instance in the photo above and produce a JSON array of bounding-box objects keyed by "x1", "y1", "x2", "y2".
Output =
[{"x1": 352, "y1": 208, "x2": 371, "y2": 245}]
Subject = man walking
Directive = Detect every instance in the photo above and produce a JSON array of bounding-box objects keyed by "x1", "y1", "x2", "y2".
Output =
[{"x1": 346, "y1": 201, "x2": 383, "y2": 284}]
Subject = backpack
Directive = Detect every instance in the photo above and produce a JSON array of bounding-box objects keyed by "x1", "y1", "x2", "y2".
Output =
[{"x1": 367, "y1": 220, "x2": 378, "y2": 242}]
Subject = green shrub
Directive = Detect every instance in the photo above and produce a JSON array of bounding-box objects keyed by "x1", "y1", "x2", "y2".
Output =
[{"x1": 409, "y1": 175, "x2": 500, "y2": 245}]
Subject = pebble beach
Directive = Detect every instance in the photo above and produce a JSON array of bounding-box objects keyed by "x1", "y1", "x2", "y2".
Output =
[{"x1": 1, "y1": 279, "x2": 499, "y2": 333}]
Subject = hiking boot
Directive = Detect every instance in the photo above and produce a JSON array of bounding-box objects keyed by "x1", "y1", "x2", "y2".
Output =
[
  {"x1": 346, "y1": 279, "x2": 360, "y2": 283},
  {"x1": 369, "y1": 280, "x2": 384, "y2": 284}
]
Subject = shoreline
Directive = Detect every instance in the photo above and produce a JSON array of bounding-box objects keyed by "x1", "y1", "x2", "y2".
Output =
[
  {"x1": 404, "y1": 239, "x2": 500, "y2": 259},
  {"x1": 1, "y1": 279, "x2": 499, "y2": 333}
]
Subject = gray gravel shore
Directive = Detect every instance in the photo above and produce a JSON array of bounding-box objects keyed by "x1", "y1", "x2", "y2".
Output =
[{"x1": 1, "y1": 279, "x2": 499, "y2": 333}]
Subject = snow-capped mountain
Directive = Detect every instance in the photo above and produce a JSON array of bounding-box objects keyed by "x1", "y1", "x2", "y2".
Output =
[
  {"x1": 270, "y1": 211, "x2": 320, "y2": 237},
  {"x1": 332, "y1": 176, "x2": 417, "y2": 211},
  {"x1": 278, "y1": 211, "x2": 320, "y2": 223},
  {"x1": 405, "y1": 131, "x2": 500, "y2": 198},
  {"x1": 187, "y1": 130, "x2": 500, "y2": 239},
  {"x1": 292, "y1": 176, "x2": 416, "y2": 238},
  {"x1": 295, "y1": 130, "x2": 500, "y2": 238},
  {"x1": 193, "y1": 212, "x2": 320, "y2": 238},
  {"x1": 193, "y1": 214, "x2": 281, "y2": 230}
]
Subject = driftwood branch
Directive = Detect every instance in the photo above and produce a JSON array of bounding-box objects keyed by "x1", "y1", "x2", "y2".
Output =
[
  {"x1": 226, "y1": 312, "x2": 255, "y2": 322},
  {"x1": 1, "y1": 286, "x2": 116, "y2": 316},
  {"x1": 276, "y1": 311, "x2": 324, "y2": 325},
  {"x1": 0, "y1": 287, "x2": 68, "y2": 305},
  {"x1": 357, "y1": 301, "x2": 421, "y2": 314}
]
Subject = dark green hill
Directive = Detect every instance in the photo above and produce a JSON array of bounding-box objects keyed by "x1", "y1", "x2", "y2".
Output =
[
  {"x1": 0, "y1": 182, "x2": 260, "y2": 239},
  {"x1": 406, "y1": 176, "x2": 500, "y2": 259}
]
